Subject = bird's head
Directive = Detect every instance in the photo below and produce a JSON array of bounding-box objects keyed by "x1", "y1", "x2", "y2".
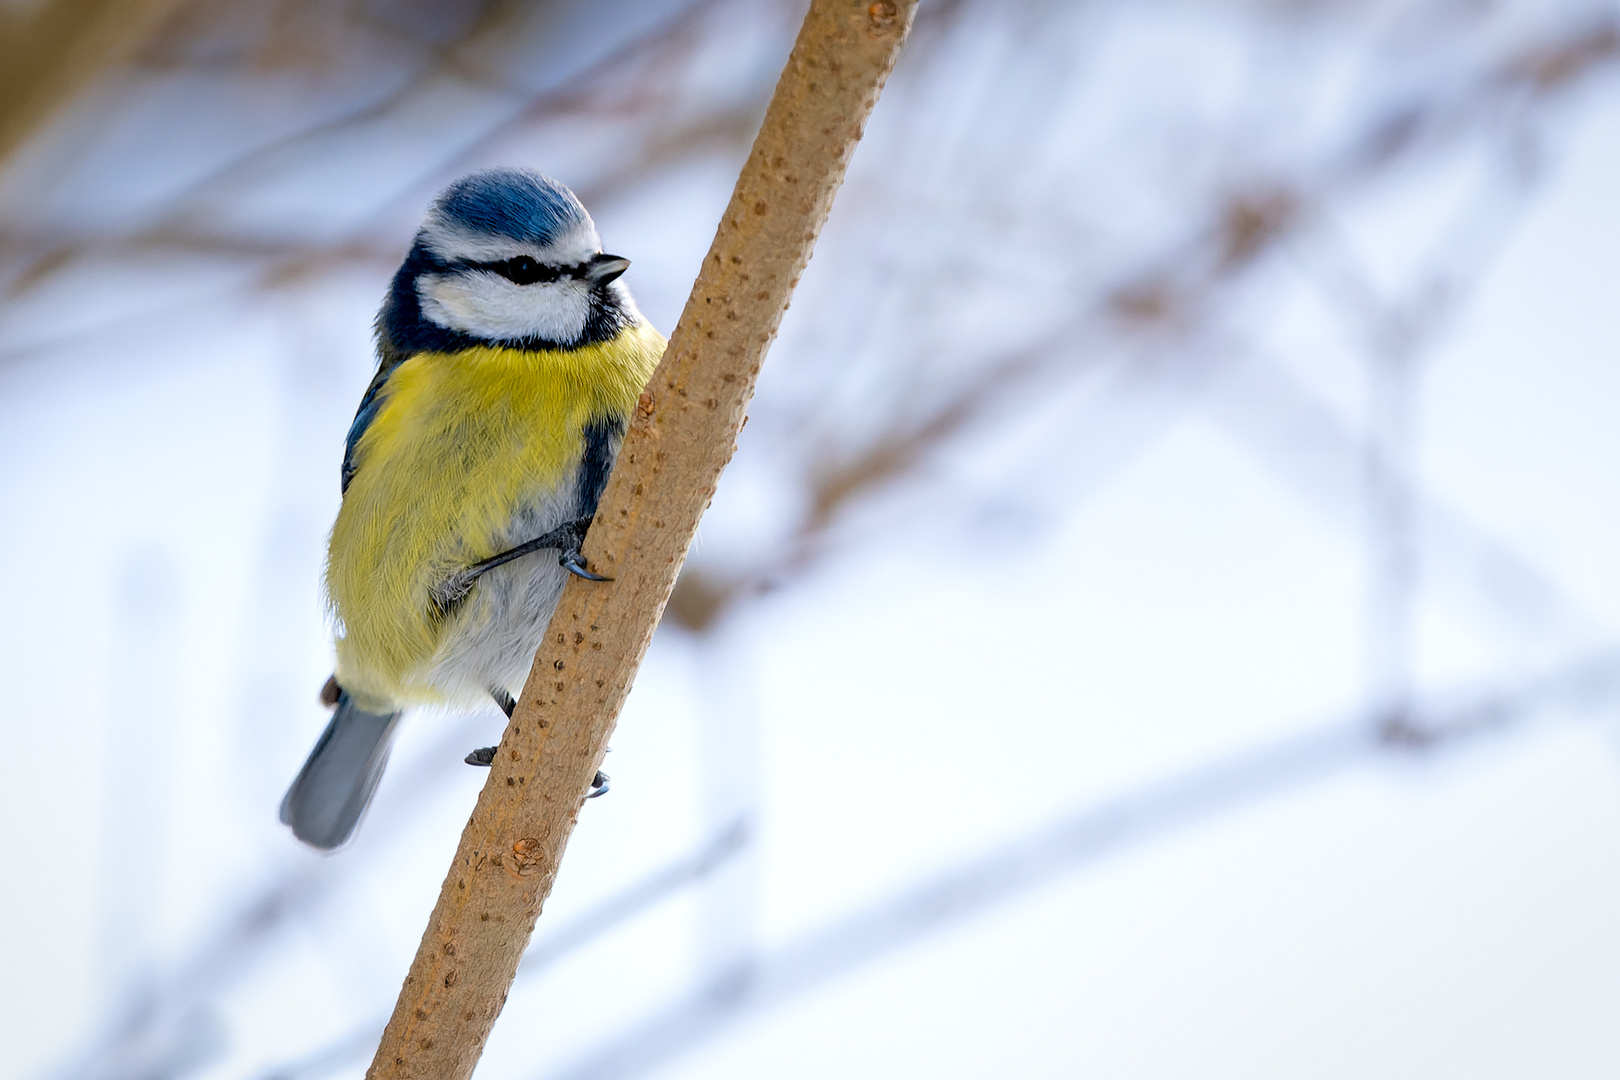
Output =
[{"x1": 380, "y1": 167, "x2": 636, "y2": 354}]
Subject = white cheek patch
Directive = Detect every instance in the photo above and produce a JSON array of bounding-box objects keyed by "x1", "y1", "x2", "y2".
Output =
[{"x1": 418, "y1": 272, "x2": 592, "y2": 344}]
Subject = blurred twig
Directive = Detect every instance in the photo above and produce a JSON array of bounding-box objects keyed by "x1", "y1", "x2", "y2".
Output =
[
  {"x1": 666, "y1": 13, "x2": 1620, "y2": 638},
  {"x1": 538, "y1": 650, "x2": 1620, "y2": 1080},
  {"x1": 45, "y1": 712, "x2": 492, "y2": 1080},
  {"x1": 0, "y1": 0, "x2": 190, "y2": 167},
  {"x1": 14, "y1": 5, "x2": 1620, "y2": 1079}
]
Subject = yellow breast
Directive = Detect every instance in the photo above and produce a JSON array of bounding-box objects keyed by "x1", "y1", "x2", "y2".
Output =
[{"x1": 326, "y1": 322, "x2": 664, "y2": 703}]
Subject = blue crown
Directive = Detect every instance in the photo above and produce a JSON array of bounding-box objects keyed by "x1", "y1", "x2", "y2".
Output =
[{"x1": 433, "y1": 166, "x2": 590, "y2": 245}]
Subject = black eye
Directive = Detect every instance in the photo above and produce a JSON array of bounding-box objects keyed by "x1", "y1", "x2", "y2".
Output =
[{"x1": 502, "y1": 256, "x2": 558, "y2": 285}]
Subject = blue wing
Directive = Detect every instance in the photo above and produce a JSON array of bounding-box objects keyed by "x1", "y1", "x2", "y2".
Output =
[
  {"x1": 575, "y1": 414, "x2": 627, "y2": 518},
  {"x1": 341, "y1": 359, "x2": 401, "y2": 494}
]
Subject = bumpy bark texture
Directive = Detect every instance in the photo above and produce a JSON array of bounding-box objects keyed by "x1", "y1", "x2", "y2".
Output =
[{"x1": 365, "y1": 3, "x2": 918, "y2": 1077}]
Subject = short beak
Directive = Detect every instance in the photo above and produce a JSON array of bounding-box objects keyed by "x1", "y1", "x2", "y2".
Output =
[{"x1": 585, "y1": 253, "x2": 630, "y2": 285}]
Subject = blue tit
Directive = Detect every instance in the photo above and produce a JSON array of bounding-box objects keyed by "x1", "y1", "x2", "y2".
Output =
[{"x1": 280, "y1": 166, "x2": 665, "y2": 850}]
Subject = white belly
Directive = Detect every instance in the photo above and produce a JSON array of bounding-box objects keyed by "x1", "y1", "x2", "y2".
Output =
[{"x1": 422, "y1": 482, "x2": 579, "y2": 706}]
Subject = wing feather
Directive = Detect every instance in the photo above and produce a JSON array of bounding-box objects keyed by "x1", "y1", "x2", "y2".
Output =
[{"x1": 342, "y1": 358, "x2": 404, "y2": 494}]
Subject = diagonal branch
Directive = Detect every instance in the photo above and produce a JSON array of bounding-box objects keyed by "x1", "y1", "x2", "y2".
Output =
[{"x1": 364, "y1": 4, "x2": 919, "y2": 1077}]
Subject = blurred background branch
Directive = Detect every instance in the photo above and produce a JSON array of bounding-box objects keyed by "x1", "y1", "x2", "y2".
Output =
[
  {"x1": 0, "y1": 0, "x2": 189, "y2": 165},
  {"x1": 4, "y1": 1, "x2": 1620, "y2": 1079}
]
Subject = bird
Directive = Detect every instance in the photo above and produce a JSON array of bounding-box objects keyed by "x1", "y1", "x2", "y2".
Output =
[{"x1": 279, "y1": 166, "x2": 664, "y2": 850}]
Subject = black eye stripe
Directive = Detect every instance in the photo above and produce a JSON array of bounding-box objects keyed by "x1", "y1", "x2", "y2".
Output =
[{"x1": 460, "y1": 256, "x2": 592, "y2": 285}]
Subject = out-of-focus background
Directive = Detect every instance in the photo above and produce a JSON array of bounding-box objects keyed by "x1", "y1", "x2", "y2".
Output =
[{"x1": 3, "y1": 0, "x2": 1620, "y2": 1077}]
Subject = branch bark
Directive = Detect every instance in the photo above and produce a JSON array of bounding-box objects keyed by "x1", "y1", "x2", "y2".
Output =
[{"x1": 364, "y1": 3, "x2": 917, "y2": 1077}]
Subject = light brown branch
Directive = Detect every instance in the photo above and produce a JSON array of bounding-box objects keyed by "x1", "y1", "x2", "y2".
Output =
[{"x1": 363, "y1": 3, "x2": 917, "y2": 1078}]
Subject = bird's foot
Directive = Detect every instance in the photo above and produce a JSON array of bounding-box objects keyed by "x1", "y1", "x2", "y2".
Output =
[
  {"x1": 432, "y1": 517, "x2": 611, "y2": 609},
  {"x1": 561, "y1": 548, "x2": 611, "y2": 581},
  {"x1": 555, "y1": 517, "x2": 612, "y2": 581},
  {"x1": 588, "y1": 770, "x2": 610, "y2": 798},
  {"x1": 465, "y1": 746, "x2": 497, "y2": 767}
]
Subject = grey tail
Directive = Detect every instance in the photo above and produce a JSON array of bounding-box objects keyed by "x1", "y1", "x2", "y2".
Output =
[{"x1": 279, "y1": 688, "x2": 403, "y2": 850}]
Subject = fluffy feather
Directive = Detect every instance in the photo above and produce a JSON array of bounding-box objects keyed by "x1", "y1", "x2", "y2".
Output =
[
  {"x1": 326, "y1": 324, "x2": 664, "y2": 710},
  {"x1": 285, "y1": 166, "x2": 658, "y2": 851},
  {"x1": 428, "y1": 167, "x2": 592, "y2": 251},
  {"x1": 417, "y1": 266, "x2": 596, "y2": 343}
]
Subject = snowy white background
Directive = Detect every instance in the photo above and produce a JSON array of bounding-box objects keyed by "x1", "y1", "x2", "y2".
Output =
[{"x1": 2, "y1": 1, "x2": 1619, "y2": 1078}]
